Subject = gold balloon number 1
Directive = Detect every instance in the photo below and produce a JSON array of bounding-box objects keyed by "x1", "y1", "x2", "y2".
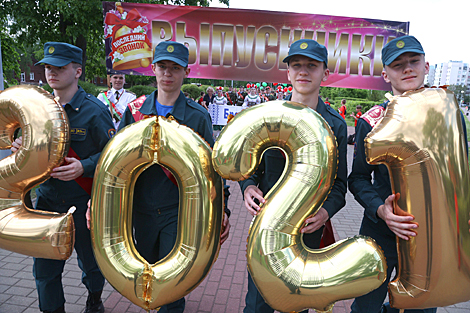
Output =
[
  {"x1": 0, "y1": 86, "x2": 75, "y2": 260},
  {"x1": 212, "y1": 100, "x2": 387, "y2": 313},
  {"x1": 366, "y1": 88, "x2": 470, "y2": 309},
  {"x1": 90, "y1": 116, "x2": 223, "y2": 310}
]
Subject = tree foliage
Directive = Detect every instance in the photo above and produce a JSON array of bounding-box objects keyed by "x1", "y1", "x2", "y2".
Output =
[
  {"x1": 0, "y1": 0, "x2": 228, "y2": 82},
  {"x1": 0, "y1": 16, "x2": 22, "y2": 87},
  {"x1": 448, "y1": 84, "x2": 470, "y2": 104}
]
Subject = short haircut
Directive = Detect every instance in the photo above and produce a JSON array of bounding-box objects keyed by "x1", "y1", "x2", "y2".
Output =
[
  {"x1": 71, "y1": 62, "x2": 82, "y2": 70},
  {"x1": 206, "y1": 87, "x2": 214, "y2": 93}
]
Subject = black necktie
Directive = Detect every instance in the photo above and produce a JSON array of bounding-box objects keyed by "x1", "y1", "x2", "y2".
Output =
[{"x1": 115, "y1": 91, "x2": 120, "y2": 101}]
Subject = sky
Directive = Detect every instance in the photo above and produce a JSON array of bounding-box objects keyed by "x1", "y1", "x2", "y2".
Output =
[{"x1": 210, "y1": 0, "x2": 468, "y2": 66}]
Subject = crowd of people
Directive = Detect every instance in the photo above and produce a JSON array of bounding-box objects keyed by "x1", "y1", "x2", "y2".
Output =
[
  {"x1": 195, "y1": 85, "x2": 286, "y2": 109},
  {"x1": 7, "y1": 34, "x2": 460, "y2": 313}
]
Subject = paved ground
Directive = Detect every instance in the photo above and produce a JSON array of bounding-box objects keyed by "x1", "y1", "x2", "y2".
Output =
[{"x1": 1, "y1": 126, "x2": 470, "y2": 312}]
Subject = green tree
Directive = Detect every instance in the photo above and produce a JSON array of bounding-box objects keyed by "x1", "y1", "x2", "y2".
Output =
[
  {"x1": 448, "y1": 84, "x2": 468, "y2": 104},
  {"x1": 0, "y1": 0, "x2": 228, "y2": 82},
  {"x1": 0, "y1": 18, "x2": 22, "y2": 87}
]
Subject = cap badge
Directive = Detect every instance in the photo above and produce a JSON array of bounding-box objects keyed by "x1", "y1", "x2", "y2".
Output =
[
  {"x1": 167, "y1": 45, "x2": 174, "y2": 53},
  {"x1": 396, "y1": 40, "x2": 405, "y2": 49},
  {"x1": 48, "y1": 46, "x2": 55, "y2": 54},
  {"x1": 300, "y1": 42, "x2": 308, "y2": 50}
]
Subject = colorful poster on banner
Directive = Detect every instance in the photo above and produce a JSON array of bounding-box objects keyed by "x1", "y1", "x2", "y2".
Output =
[
  {"x1": 208, "y1": 104, "x2": 244, "y2": 125},
  {"x1": 103, "y1": 2, "x2": 409, "y2": 90}
]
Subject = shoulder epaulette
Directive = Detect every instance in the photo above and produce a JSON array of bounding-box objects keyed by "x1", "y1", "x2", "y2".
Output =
[
  {"x1": 361, "y1": 105, "x2": 386, "y2": 128},
  {"x1": 125, "y1": 90, "x2": 136, "y2": 96}
]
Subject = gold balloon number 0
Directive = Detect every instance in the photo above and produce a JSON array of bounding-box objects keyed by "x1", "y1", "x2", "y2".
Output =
[
  {"x1": 91, "y1": 116, "x2": 223, "y2": 310},
  {"x1": 0, "y1": 85, "x2": 74, "y2": 260},
  {"x1": 212, "y1": 100, "x2": 387, "y2": 313},
  {"x1": 366, "y1": 88, "x2": 470, "y2": 309}
]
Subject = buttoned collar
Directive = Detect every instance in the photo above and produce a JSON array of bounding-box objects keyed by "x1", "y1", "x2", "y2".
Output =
[
  {"x1": 285, "y1": 94, "x2": 334, "y2": 127},
  {"x1": 64, "y1": 86, "x2": 86, "y2": 111},
  {"x1": 111, "y1": 87, "x2": 124, "y2": 94}
]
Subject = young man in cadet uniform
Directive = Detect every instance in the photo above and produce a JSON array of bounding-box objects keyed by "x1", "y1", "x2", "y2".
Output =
[
  {"x1": 348, "y1": 35, "x2": 469, "y2": 313},
  {"x1": 239, "y1": 39, "x2": 348, "y2": 313},
  {"x1": 117, "y1": 41, "x2": 231, "y2": 313},
  {"x1": 97, "y1": 73, "x2": 136, "y2": 129},
  {"x1": 12, "y1": 42, "x2": 115, "y2": 313}
]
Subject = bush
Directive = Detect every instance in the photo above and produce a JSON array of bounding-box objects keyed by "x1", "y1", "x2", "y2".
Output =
[
  {"x1": 331, "y1": 100, "x2": 377, "y2": 117},
  {"x1": 128, "y1": 85, "x2": 155, "y2": 98},
  {"x1": 40, "y1": 81, "x2": 100, "y2": 97},
  {"x1": 42, "y1": 84, "x2": 53, "y2": 93},
  {"x1": 78, "y1": 80, "x2": 100, "y2": 96},
  {"x1": 182, "y1": 84, "x2": 203, "y2": 100}
]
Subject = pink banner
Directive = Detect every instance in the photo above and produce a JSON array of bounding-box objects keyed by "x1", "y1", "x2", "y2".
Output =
[{"x1": 103, "y1": 2, "x2": 409, "y2": 90}]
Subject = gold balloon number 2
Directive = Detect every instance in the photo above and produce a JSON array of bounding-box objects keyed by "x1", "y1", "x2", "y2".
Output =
[
  {"x1": 0, "y1": 86, "x2": 75, "y2": 260},
  {"x1": 212, "y1": 100, "x2": 387, "y2": 313},
  {"x1": 366, "y1": 88, "x2": 470, "y2": 309},
  {"x1": 90, "y1": 116, "x2": 223, "y2": 310}
]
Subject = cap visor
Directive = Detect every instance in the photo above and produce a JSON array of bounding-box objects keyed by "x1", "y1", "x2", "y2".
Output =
[
  {"x1": 384, "y1": 49, "x2": 425, "y2": 65},
  {"x1": 35, "y1": 56, "x2": 72, "y2": 67},
  {"x1": 152, "y1": 56, "x2": 188, "y2": 67},
  {"x1": 282, "y1": 52, "x2": 325, "y2": 64}
]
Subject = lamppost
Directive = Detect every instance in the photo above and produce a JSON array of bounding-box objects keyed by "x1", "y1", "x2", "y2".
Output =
[{"x1": 461, "y1": 90, "x2": 465, "y2": 105}]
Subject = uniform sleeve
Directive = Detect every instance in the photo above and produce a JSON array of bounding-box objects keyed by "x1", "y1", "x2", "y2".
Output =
[
  {"x1": 238, "y1": 157, "x2": 265, "y2": 198},
  {"x1": 80, "y1": 104, "x2": 115, "y2": 177},
  {"x1": 347, "y1": 118, "x2": 384, "y2": 222},
  {"x1": 97, "y1": 92, "x2": 105, "y2": 102},
  {"x1": 321, "y1": 118, "x2": 347, "y2": 219},
  {"x1": 196, "y1": 111, "x2": 215, "y2": 148}
]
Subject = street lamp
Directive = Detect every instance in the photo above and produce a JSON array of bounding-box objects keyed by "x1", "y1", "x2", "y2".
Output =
[{"x1": 461, "y1": 90, "x2": 465, "y2": 105}]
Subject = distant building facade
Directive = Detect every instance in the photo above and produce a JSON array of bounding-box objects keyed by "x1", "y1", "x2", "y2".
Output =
[{"x1": 426, "y1": 61, "x2": 470, "y2": 98}]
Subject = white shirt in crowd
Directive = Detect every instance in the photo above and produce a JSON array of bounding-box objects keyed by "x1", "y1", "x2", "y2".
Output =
[
  {"x1": 243, "y1": 94, "x2": 261, "y2": 108},
  {"x1": 97, "y1": 87, "x2": 136, "y2": 129}
]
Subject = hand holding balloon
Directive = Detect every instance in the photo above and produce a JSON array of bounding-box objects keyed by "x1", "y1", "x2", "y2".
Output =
[
  {"x1": 10, "y1": 136, "x2": 22, "y2": 153},
  {"x1": 243, "y1": 185, "x2": 265, "y2": 216},
  {"x1": 301, "y1": 208, "x2": 329, "y2": 234},
  {"x1": 86, "y1": 200, "x2": 91, "y2": 230},
  {"x1": 51, "y1": 157, "x2": 84, "y2": 181},
  {"x1": 376, "y1": 193, "x2": 417, "y2": 240}
]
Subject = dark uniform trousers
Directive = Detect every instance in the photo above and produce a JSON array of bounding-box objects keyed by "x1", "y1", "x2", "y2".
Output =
[
  {"x1": 33, "y1": 194, "x2": 105, "y2": 312},
  {"x1": 132, "y1": 207, "x2": 184, "y2": 312}
]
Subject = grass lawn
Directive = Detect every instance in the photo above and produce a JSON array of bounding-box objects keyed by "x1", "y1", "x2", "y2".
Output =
[{"x1": 345, "y1": 116, "x2": 355, "y2": 127}]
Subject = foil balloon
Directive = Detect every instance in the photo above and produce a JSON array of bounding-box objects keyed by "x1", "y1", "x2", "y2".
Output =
[
  {"x1": 91, "y1": 116, "x2": 223, "y2": 310},
  {"x1": 212, "y1": 100, "x2": 387, "y2": 313},
  {"x1": 0, "y1": 85, "x2": 74, "y2": 260},
  {"x1": 365, "y1": 87, "x2": 470, "y2": 309}
]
